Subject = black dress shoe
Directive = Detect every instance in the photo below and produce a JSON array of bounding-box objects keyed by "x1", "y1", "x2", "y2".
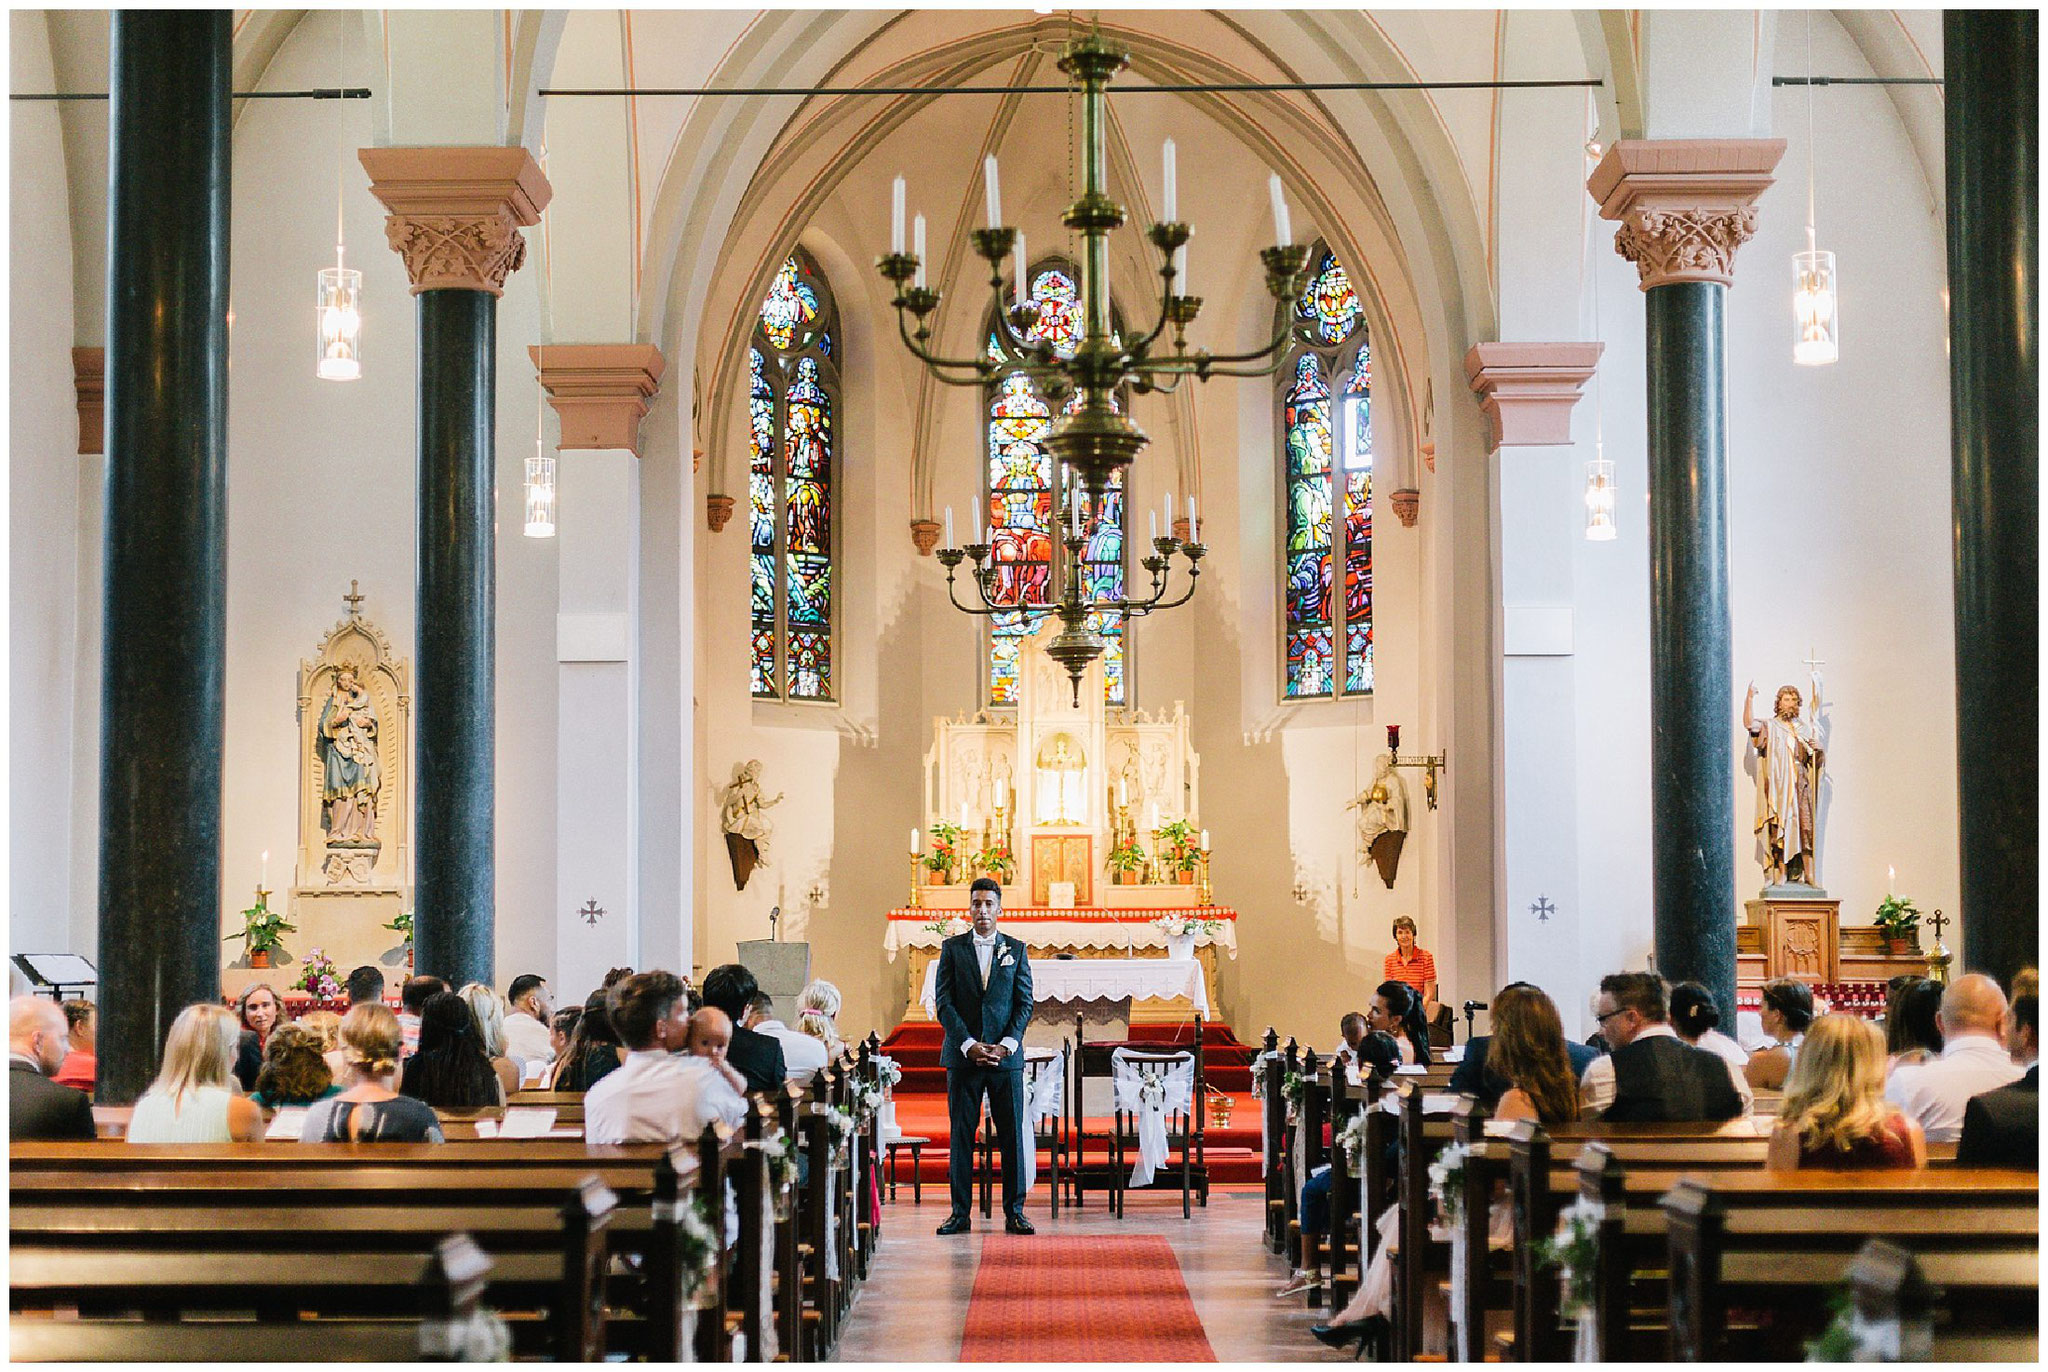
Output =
[
  {"x1": 1004, "y1": 1213, "x2": 1035, "y2": 1235},
  {"x1": 935, "y1": 1214, "x2": 972, "y2": 1236}
]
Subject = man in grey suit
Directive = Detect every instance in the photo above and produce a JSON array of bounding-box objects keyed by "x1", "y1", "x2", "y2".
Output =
[
  {"x1": 934, "y1": 877, "x2": 1035, "y2": 1235},
  {"x1": 9, "y1": 996, "x2": 95, "y2": 1140}
]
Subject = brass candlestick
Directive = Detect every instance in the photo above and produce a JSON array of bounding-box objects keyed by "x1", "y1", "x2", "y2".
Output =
[
  {"x1": 908, "y1": 852, "x2": 923, "y2": 908},
  {"x1": 1196, "y1": 849, "x2": 1213, "y2": 907}
]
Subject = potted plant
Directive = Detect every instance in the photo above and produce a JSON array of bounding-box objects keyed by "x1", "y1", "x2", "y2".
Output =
[
  {"x1": 384, "y1": 908, "x2": 415, "y2": 969},
  {"x1": 977, "y1": 841, "x2": 1017, "y2": 885},
  {"x1": 1874, "y1": 895, "x2": 1921, "y2": 955},
  {"x1": 1107, "y1": 838, "x2": 1148, "y2": 885},
  {"x1": 924, "y1": 822, "x2": 962, "y2": 885},
  {"x1": 292, "y1": 947, "x2": 343, "y2": 1007},
  {"x1": 1156, "y1": 819, "x2": 1201, "y2": 880},
  {"x1": 225, "y1": 897, "x2": 297, "y2": 969}
]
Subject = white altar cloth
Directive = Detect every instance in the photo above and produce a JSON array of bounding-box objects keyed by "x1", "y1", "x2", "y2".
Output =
[
  {"x1": 919, "y1": 956, "x2": 1210, "y2": 1018},
  {"x1": 885, "y1": 911, "x2": 1237, "y2": 961}
]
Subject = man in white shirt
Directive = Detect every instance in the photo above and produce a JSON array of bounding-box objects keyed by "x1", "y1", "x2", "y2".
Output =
[
  {"x1": 584, "y1": 973, "x2": 748, "y2": 1146},
  {"x1": 1885, "y1": 973, "x2": 2023, "y2": 1143},
  {"x1": 1579, "y1": 973, "x2": 1753, "y2": 1121},
  {"x1": 747, "y1": 991, "x2": 829, "y2": 1087},
  {"x1": 502, "y1": 974, "x2": 555, "y2": 1068}
]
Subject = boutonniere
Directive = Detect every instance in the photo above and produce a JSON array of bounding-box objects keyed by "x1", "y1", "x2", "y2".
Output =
[{"x1": 998, "y1": 951, "x2": 1016, "y2": 967}]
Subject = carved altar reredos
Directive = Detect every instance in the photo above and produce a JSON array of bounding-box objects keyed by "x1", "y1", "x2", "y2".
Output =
[
  {"x1": 923, "y1": 619, "x2": 1201, "y2": 887},
  {"x1": 295, "y1": 606, "x2": 412, "y2": 894}
]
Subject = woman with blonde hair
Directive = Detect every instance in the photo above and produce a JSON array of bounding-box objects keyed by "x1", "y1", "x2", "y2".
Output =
[
  {"x1": 298, "y1": 1008, "x2": 347, "y2": 1080},
  {"x1": 1767, "y1": 1014, "x2": 1924, "y2": 1170},
  {"x1": 796, "y1": 979, "x2": 845, "y2": 1057},
  {"x1": 250, "y1": 1022, "x2": 341, "y2": 1109},
  {"x1": 128, "y1": 1004, "x2": 263, "y2": 1142},
  {"x1": 303, "y1": 1003, "x2": 445, "y2": 1143},
  {"x1": 457, "y1": 982, "x2": 521, "y2": 1100}
]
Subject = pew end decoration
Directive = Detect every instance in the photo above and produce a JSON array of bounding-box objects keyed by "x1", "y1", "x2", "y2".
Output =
[
  {"x1": 1532, "y1": 1194, "x2": 1603, "y2": 1346},
  {"x1": 1427, "y1": 1140, "x2": 1471, "y2": 1227}
]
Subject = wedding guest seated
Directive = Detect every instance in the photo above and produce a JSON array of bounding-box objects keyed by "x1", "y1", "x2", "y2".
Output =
[
  {"x1": 397, "y1": 975, "x2": 446, "y2": 1058},
  {"x1": 701, "y1": 963, "x2": 787, "y2": 1093},
  {"x1": 548, "y1": 1006, "x2": 582, "y2": 1064},
  {"x1": 551, "y1": 989, "x2": 625, "y2": 1091},
  {"x1": 345, "y1": 964, "x2": 385, "y2": 1009},
  {"x1": 502, "y1": 973, "x2": 555, "y2": 1066},
  {"x1": 51, "y1": 998, "x2": 96, "y2": 1091},
  {"x1": 1369, "y1": 980, "x2": 1433, "y2": 1067},
  {"x1": 457, "y1": 982, "x2": 522, "y2": 1100},
  {"x1": 1382, "y1": 916, "x2": 1446, "y2": 1043},
  {"x1": 585, "y1": 972, "x2": 747, "y2": 1145},
  {"x1": 232, "y1": 982, "x2": 286, "y2": 1091},
  {"x1": 2007, "y1": 993, "x2": 2037, "y2": 1066},
  {"x1": 2012, "y1": 967, "x2": 2040, "y2": 1003},
  {"x1": 1743, "y1": 977, "x2": 1815, "y2": 1090},
  {"x1": 1884, "y1": 976, "x2": 1944, "y2": 1073},
  {"x1": 400, "y1": 991, "x2": 505, "y2": 1109},
  {"x1": 9, "y1": 996, "x2": 94, "y2": 1140},
  {"x1": 250, "y1": 1022, "x2": 343, "y2": 1109},
  {"x1": 1766, "y1": 1014, "x2": 1925, "y2": 1169},
  {"x1": 1581, "y1": 972, "x2": 1750, "y2": 1122},
  {"x1": 679, "y1": 1006, "x2": 754, "y2": 1101},
  {"x1": 298, "y1": 1009, "x2": 345, "y2": 1080},
  {"x1": 1885, "y1": 973, "x2": 2024, "y2": 1143},
  {"x1": 1449, "y1": 982, "x2": 1600, "y2": 1107},
  {"x1": 1670, "y1": 981, "x2": 1749, "y2": 1071},
  {"x1": 797, "y1": 980, "x2": 847, "y2": 1061},
  {"x1": 1958, "y1": 997, "x2": 2038, "y2": 1168},
  {"x1": 1277, "y1": 1029, "x2": 1400, "y2": 1300},
  {"x1": 129, "y1": 1004, "x2": 264, "y2": 1143},
  {"x1": 303, "y1": 1003, "x2": 445, "y2": 1143},
  {"x1": 749, "y1": 989, "x2": 828, "y2": 1086}
]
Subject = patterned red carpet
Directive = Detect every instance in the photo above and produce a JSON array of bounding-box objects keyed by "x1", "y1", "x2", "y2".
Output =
[{"x1": 958, "y1": 1235, "x2": 1217, "y2": 1362}]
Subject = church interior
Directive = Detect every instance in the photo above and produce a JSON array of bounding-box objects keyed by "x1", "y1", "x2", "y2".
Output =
[{"x1": 8, "y1": 6, "x2": 2038, "y2": 1364}]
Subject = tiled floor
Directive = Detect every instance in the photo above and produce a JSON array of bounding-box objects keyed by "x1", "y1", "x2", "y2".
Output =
[{"x1": 833, "y1": 1186, "x2": 1343, "y2": 1363}]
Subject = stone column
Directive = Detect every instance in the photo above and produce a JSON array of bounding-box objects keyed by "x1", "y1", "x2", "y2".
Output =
[
  {"x1": 361, "y1": 147, "x2": 550, "y2": 990},
  {"x1": 532, "y1": 344, "x2": 662, "y2": 996},
  {"x1": 1945, "y1": 12, "x2": 2038, "y2": 984},
  {"x1": 96, "y1": 11, "x2": 231, "y2": 1105},
  {"x1": 1467, "y1": 343, "x2": 1602, "y2": 1003},
  {"x1": 1589, "y1": 140, "x2": 1783, "y2": 1026}
]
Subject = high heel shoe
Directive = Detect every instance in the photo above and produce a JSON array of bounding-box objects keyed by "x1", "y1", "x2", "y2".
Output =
[{"x1": 1309, "y1": 1314, "x2": 1387, "y2": 1359}]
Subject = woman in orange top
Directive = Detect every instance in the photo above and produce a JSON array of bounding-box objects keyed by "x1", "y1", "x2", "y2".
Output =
[{"x1": 1381, "y1": 916, "x2": 1439, "y2": 1027}]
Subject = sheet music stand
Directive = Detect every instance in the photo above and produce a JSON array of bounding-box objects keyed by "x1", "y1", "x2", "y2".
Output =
[{"x1": 11, "y1": 953, "x2": 97, "y2": 1002}]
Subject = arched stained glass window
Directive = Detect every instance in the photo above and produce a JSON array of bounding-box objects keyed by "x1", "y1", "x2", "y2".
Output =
[
  {"x1": 750, "y1": 249, "x2": 839, "y2": 701},
  {"x1": 982, "y1": 259, "x2": 1130, "y2": 706},
  {"x1": 1281, "y1": 244, "x2": 1372, "y2": 699}
]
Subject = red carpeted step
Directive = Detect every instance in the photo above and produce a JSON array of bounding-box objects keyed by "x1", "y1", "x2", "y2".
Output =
[{"x1": 881, "y1": 1018, "x2": 1260, "y2": 1092}]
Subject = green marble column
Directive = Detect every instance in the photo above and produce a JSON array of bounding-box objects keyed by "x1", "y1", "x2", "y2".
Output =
[
  {"x1": 96, "y1": 11, "x2": 231, "y2": 1104},
  {"x1": 1946, "y1": 11, "x2": 2038, "y2": 984}
]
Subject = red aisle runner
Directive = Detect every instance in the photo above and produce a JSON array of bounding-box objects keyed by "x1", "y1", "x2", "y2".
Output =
[{"x1": 958, "y1": 1235, "x2": 1217, "y2": 1362}]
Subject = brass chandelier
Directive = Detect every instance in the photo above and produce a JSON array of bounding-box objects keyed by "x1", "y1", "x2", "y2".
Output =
[{"x1": 877, "y1": 32, "x2": 1314, "y2": 703}]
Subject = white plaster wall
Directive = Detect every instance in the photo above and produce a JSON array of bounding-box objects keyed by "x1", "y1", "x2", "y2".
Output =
[{"x1": 9, "y1": 9, "x2": 87, "y2": 957}]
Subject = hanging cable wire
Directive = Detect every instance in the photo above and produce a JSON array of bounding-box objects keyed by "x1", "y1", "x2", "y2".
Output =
[
  {"x1": 525, "y1": 120, "x2": 557, "y2": 538},
  {"x1": 1792, "y1": 9, "x2": 1839, "y2": 365},
  {"x1": 315, "y1": 14, "x2": 362, "y2": 380}
]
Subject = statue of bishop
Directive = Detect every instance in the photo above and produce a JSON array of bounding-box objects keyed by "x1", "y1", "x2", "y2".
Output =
[{"x1": 1744, "y1": 678, "x2": 1827, "y2": 889}]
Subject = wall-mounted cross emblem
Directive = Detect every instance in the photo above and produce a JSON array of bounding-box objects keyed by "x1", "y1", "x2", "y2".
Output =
[
  {"x1": 579, "y1": 900, "x2": 605, "y2": 927},
  {"x1": 1531, "y1": 896, "x2": 1555, "y2": 922},
  {"x1": 343, "y1": 580, "x2": 365, "y2": 617}
]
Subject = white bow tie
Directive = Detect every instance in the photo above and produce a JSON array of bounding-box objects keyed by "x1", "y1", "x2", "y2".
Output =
[{"x1": 974, "y1": 936, "x2": 998, "y2": 949}]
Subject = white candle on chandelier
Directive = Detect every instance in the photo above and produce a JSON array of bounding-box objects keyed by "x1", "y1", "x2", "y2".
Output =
[
  {"x1": 983, "y1": 155, "x2": 1002, "y2": 227},
  {"x1": 1162, "y1": 137, "x2": 1178, "y2": 221},
  {"x1": 1187, "y1": 492, "x2": 1197, "y2": 535},
  {"x1": 913, "y1": 213, "x2": 927, "y2": 288},
  {"x1": 1268, "y1": 172, "x2": 1292, "y2": 246},
  {"x1": 1163, "y1": 493, "x2": 1174, "y2": 532},
  {"x1": 1173, "y1": 244, "x2": 1189, "y2": 297},
  {"x1": 1013, "y1": 231, "x2": 1028, "y2": 312},
  {"x1": 973, "y1": 506, "x2": 984, "y2": 547},
  {"x1": 891, "y1": 175, "x2": 906, "y2": 254},
  {"x1": 944, "y1": 505, "x2": 954, "y2": 549}
]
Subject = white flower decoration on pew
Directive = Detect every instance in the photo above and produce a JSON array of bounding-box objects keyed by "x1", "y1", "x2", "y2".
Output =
[
  {"x1": 674, "y1": 1194, "x2": 720, "y2": 1301},
  {"x1": 1335, "y1": 1110, "x2": 1372, "y2": 1171},
  {"x1": 762, "y1": 1128, "x2": 798, "y2": 1193},
  {"x1": 874, "y1": 1057, "x2": 903, "y2": 1090},
  {"x1": 1532, "y1": 1194, "x2": 1603, "y2": 1319},
  {"x1": 1426, "y1": 1140, "x2": 1471, "y2": 1225}
]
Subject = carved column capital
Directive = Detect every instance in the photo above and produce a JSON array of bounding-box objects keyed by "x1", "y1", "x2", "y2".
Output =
[
  {"x1": 1464, "y1": 341, "x2": 1604, "y2": 451},
  {"x1": 530, "y1": 344, "x2": 665, "y2": 457},
  {"x1": 1389, "y1": 489, "x2": 1420, "y2": 528},
  {"x1": 706, "y1": 494, "x2": 735, "y2": 533},
  {"x1": 358, "y1": 146, "x2": 551, "y2": 295},
  {"x1": 72, "y1": 346, "x2": 104, "y2": 454},
  {"x1": 909, "y1": 519, "x2": 941, "y2": 556},
  {"x1": 1587, "y1": 139, "x2": 1786, "y2": 290}
]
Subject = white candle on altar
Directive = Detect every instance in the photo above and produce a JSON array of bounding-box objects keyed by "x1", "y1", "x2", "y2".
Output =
[
  {"x1": 891, "y1": 176, "x2": 906, "y2": 254},
  {"x1": 1117, "y1": 777, "x2": 1128, "y2": 807},
  {"x1": 1200, "y1": 829, "x2": 1209, "y2": 851},
  {"x1": 911, "y1": 828, "x2": 920, "y2": 855},
  {"x1": 1146, "y1": 802, "x2": 1159, "y2": 832},
  {"x1": 958, "y1": 802, "x2": 969, "y2": 830},
  {"x1": 260, "y1": 850, "x2": 269, "y2": 887},
  {"x1": 1887, "y1": 865, "x2": 1896, "y2": 896},
  {"x1": 995, "y1": 777, "x2": 1008, "y2": 809}
]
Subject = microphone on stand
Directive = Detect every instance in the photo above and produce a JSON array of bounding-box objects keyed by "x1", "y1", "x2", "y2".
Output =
[
  {"x1": 1461, "y1": 999, "x2": 1488, "y2": 1042},
  {"x1": 769, "y1": 905, "x2": 781, "y2": 942}
]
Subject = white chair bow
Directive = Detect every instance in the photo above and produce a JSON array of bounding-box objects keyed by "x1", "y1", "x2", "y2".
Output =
[
  {"x1": 1018, "y1": 1047, "x2": 1064, "y2": 1194},
  {"x1": 1111, "y1": 1048, "x2": 1194, "y2": 1188}
]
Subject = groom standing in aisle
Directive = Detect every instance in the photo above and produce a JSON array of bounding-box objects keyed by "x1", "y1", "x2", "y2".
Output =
[{"x1": 934, "y1": 876, "x2": 1035, "y2": 1235}]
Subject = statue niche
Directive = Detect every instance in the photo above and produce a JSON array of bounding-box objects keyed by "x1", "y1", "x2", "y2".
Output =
[{"x1": 297, "y1": 586, "x2": 410, "y2": 890}]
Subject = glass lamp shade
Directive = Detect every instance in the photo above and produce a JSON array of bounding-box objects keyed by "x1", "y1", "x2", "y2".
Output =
[
  {"x1": 1584, "y1": 456, "x2": 1617, "y2": 541},
  {"x1": 1792, "y1": 248, "x2": 1839, "y2": 366},
  {"x1": 524, "y1": 450, "x2": 557, "y2": 538},
  {"x1": 315, "y1": 265, "x2": 363, "y2": 380}
]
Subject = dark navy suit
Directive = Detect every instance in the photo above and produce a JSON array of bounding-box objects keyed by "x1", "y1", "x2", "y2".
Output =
[{"x1": 933, "y1": 929, "x2": 1033, "y2": 1219}]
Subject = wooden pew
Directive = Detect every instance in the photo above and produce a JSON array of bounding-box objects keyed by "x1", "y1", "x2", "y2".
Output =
[
  {"x1": 1662, "y1": 1170, "x2": 2038, "y2": 1362},
  {"x1": 10, "y1": 1233, "x2": 497, "y2": 1362}
]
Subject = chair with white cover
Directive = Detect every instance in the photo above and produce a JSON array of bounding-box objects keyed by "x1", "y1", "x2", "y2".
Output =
[
  {"x1": 973, "y1": 1043, "x2": 1069, "y2": 1218},
  {"x1": 1111, "y1": 1046, "x2": 1198, "y2": 1218}
]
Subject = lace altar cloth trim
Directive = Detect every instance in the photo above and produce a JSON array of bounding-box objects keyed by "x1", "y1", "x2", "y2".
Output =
[
  {"x1": 918, "y1": 956, "x2": 1209, "y2": 1017},
  {"x1": 885, "y1": 911, "x2": 1237, "y2": 960}
]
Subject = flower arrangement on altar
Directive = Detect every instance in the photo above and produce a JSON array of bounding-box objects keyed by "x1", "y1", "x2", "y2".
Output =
[
  {"x1": 1428, "y1": 1140, "x2": 1472, "y2": 1224},
  {"x1": 974, "y1": 840, "x2": 1017, "y2": 884},
  {"x1": 922, "y1": 915, "x2": 969, "y2": 938},
  {"x1": 225, "y1": 897, "x2": 297, "y2": 968},
  {"x1": 1107, "y1": 837, "x2": 1148, "y2": 883},
  {"x1": 1151, "y1": 913, "x2": 1223, "y2": 940},
  {"x1": 1155, "y1": 818, "x2": 1202, "y2": 876},
  {"x1": 291, "y1": 947, "x2": 343, "y2": 1003},
  {"x1": 923, "y1": 822, "x2": 963, "y2": 882}
]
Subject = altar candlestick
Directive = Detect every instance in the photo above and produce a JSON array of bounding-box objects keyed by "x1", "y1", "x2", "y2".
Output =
[
  {"x1": 944, "y1": 505, "x2": 954, "y2": 548},
  {"x1": 891, "y1": 176, "x2": 906, "y2": 254}
]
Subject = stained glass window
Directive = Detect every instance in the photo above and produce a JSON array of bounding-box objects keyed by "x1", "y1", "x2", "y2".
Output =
[
  {"x1": 1281, "y1": 244, "x2": 1372, "y2": 698},
  {"x1": 981, "y1": 259, "x2": 1130, "y2": 705},
  {"x1": 750, "y1": 249, "x2": 839, "y2": 701}
]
